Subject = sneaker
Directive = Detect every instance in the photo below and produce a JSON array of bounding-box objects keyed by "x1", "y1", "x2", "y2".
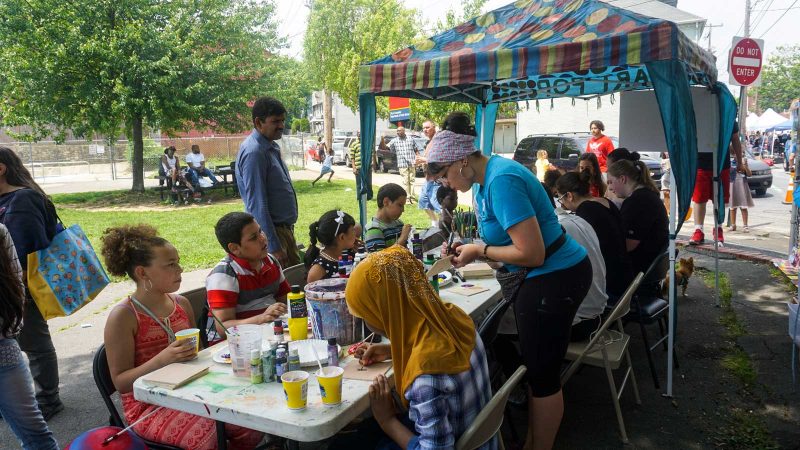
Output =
[
  {"x1": 713, "y1": 226, "x2": 724, "y2": 244},
  {"x1": 689, "y1": 229, "x2": 704, "y2": 245},
  {"x1": 40, "y1": 401, "x2": 64, "y2": 421}
]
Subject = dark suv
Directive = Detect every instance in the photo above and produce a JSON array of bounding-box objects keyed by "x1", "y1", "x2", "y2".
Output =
[{"x1": 512, "y1": 132, "x2": 663, "y2": 189}]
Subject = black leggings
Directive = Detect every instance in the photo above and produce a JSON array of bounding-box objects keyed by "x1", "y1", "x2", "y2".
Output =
[{"x1": 515, "y1": 257, "x2": 592, "y2": 397}]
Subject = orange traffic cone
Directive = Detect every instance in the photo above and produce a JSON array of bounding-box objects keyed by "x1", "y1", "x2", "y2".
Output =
[{"x1": 783, "y1": 171, "x2": 795, "y2": 205}]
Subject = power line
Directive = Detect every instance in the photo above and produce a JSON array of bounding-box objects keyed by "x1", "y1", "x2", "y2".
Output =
[
  {"x1": 749, "y1": 0, "x2": 776, "y2": 33},
  {"x1": 759, "y1": 0, "x2": 799, "y2": 37}
]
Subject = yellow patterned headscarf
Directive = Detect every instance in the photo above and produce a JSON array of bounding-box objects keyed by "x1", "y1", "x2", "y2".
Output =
[{"x1": 345, "y1": 246, "x2": 475, "y2": 405}]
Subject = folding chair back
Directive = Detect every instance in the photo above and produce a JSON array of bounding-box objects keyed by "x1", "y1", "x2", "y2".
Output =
[
  {"x1": 283, "y1": 263, "x2": 308, "y2": 289},
  {"x1": 477, "y1": 299, "x2": 512, "y2": 348},
  {"x1": 455, "y1": 365, "x2": 526, "y2": 450},
  {"x1": 180, "y1": 287, "x2": 211, "y2": 349}
]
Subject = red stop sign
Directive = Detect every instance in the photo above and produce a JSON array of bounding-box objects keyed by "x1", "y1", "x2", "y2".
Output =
[{"x1": 730, "y1": 37, "x2": 763, "y2": 86}]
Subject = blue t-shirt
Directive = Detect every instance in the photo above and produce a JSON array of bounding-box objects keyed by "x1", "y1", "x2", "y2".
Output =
[{"x1": 476, "y1": 156, "x2": 586, "y2": 278}]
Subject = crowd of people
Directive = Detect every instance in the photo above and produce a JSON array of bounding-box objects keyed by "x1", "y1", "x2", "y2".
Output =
[{"x1": 0, "y1": 91, "x2": 744, "y2": 450}]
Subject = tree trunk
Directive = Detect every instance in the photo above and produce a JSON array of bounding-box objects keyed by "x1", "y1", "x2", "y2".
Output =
[
  {"x1": 131, "y1": 115, "x2": 145, "y2": 193},
  {"x1": 323, "y1": 90, "x2": 333, "y2": 151}
]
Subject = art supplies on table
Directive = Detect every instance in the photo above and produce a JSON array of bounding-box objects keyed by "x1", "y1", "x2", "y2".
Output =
[
  {"x1": 142, "y1": 363, "x2": 209, "y2": 390},
  {"x1": 425, "y1": 256, "x2": 454, "y2": 278},
  {"x1": 306, "y1": 278, "x2": 365, "y2": 345}
]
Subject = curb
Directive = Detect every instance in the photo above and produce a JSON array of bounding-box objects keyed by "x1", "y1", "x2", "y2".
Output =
[{"x1": 676, "y1": 239, "x2": 778, "y2": 265}]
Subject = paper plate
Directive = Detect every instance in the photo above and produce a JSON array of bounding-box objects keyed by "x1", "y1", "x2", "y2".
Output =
[
  {"x1": 213, "y1": 346, "x2": 232, "y2": 364},
  {"x1": 437, "y1": 271, "x2": 454, "y2": 287}
]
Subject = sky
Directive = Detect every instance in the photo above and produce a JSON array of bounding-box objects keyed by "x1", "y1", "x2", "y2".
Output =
[{"x1": 274, "y1": 0, "x2": 800, "y2": 86}]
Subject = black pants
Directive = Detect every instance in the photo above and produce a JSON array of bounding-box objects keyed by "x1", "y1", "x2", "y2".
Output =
[
  {"x1": 515, "y1": 257, "x2": 592, "y2": 397},
  {"x1": 17, "y1": 300, "x2": 61, "y2": 407}
]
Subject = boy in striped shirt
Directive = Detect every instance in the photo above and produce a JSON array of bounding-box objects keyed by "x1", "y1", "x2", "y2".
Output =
[
  {"x1": 206, "y1": 212, "x2": 290, "y2": 336},
  {"x1": 365, "y1": 183, "x2": 412, "y2": 252}
]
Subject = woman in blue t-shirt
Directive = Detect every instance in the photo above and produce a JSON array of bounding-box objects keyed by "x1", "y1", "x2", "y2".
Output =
[{"x1": 425, "y1": 112, "x2": 592, "y2": 450}]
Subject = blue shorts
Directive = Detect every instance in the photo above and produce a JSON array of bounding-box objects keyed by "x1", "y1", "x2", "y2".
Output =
[
  {"x1": 320, "y1": 165, "x2": 333, "y2": 175},
  {"x1": 418, "y1": 180, "x2": 441, "y2": 212}
]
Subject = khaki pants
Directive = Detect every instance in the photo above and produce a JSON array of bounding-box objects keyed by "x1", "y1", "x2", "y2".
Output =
[
  {"x1": 274, "y1": 225, "x2": 301, "y2": 267},
  {"x1": 400, "y1": 166, "x2": 416, "y2": 200}
]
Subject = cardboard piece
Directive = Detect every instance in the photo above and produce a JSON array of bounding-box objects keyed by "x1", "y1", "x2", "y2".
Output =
[
  {"x1": 426, "y1": 256, "x2": 453, "y2": 278},
  {"x1": 460, "y1": 262, "x2": 494, "y2": 278},
  {"x1": 448, "y1": 285, "x2": 490, "y2": 296},
  {"x1": 342, "y1": 360, "x2": 392, "y2": 381},
  {"x1": 142, "y1": 363, "x2": 210, "y2": 390}
]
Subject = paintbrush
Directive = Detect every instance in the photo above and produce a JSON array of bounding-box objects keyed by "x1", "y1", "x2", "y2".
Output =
[
  {"x1": 207, "y1": 307, "x2": 230, "y2": 336},
  {"x1": 353, "y1": 332, "x2": 376, "y2": 371}
]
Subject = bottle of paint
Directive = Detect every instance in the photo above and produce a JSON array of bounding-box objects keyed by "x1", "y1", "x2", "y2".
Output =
[
  {"x1": 327, "y1": 337, "x2": 339, "y2": 367},
  {"x1": 261, "y1": 343, "x2": 276, "y2": 382},
  {"x1": 273, "y1": 319, "x2": 285, "y2": 343},
  {"x1": 423, "y1": 254, "x2": 435, "y2": 274},
  {"x1": 287, "y1": 348, "x2": 301, "y2": 372},
  {"x1": 275, "y1": 346, "x2": 287, "y2": 378},
  {"x1": 250, "y1": 349, "x2": 263, "y2": 384},
  {"x1": 338, "y1": 267, "x2": 348, "y2": 278},
  {"x1": 287, "y1": 285, "x2": 308, "y2": 341},
  {"x1": 411, "y1": 232, "x2": 423, "y2": 260}
]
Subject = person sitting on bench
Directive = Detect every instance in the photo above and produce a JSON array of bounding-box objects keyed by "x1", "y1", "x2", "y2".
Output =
[
  {"x1": 160, "y1": 146, "x2": 195, "y2": 195},
  {"x1": 185, "y1": 144, "x2": 219, "y2": 188}
]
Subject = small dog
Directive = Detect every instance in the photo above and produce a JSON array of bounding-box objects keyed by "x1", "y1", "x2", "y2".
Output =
[{"x1": 661, "y1": 257, "x2": 695, "y2": 297}]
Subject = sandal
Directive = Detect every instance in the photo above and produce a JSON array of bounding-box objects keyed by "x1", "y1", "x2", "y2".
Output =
[
  {"x1": 743, "y1": 226, "x2": 749, "y2": 233},
  {"x1": 728, "y1": 225, "x2": 737, "y2": 232}
]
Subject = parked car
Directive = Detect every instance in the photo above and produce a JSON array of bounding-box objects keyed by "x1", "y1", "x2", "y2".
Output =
[
  {"x1": 744, "y1": 148, "x2": 772, "y2": 196},
  {"x1": 375, "y1": 134, "x2": 427, "y2": 176},
  {"x1": 511, "y1": 132, "x2": 663, "y2": 189},
  {"x1": 331, "y1": 133, "x2": 357, "y2": 165}
]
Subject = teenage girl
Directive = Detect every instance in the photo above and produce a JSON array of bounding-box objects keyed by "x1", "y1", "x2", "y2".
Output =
[
  {"x1": 304, "y1": 210, "x2": 358, "y2": 282},
  {"x1": 101, "y1": 224, "x2": 263, "y2": 450}
]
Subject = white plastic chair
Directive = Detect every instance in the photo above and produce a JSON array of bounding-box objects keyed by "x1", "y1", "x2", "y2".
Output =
[
  {"x1": 561, "y1": 272, "x2": 645, "y2": 444},
  {"x1": 455, "y1": 365, "x2": 527, "y2": 450}
]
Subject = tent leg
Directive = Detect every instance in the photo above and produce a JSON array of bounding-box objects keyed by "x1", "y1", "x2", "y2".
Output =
[{"x1": 666, "y1": 172, "x2": 677, "y2": 398}]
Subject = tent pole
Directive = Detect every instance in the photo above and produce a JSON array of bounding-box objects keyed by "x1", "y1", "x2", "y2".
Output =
[
  {"x1": 667, "y1": 170, "x2": 677, "y2": 397},
  {"x1": 714, "y1": 135, "x2": 720, "y2": 308}
]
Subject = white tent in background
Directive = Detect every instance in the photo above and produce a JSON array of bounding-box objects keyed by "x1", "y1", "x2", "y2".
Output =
[
  {"x1": 752, "y1": 108, "x2": 788, "y2": 131},
  {"x1": 745, "y1": 112, "x2": 760, "y2": 130}
]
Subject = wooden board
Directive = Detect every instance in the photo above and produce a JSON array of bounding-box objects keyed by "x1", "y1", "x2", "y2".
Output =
[
  {"x1": 342, "y1": 360, "x2": 392, "y2": 381},
  {"x1": 448, "y1": 285, "x2": 490, "y2": 296},
  {"x1": 426, "y1": 256, "x2": 453, "y2": 278},
  {"x1": 142, "y1": 363, "x2": 210, "y2": 390},
  {"x1": 460, "y1": 262, "x2": 494, "y2": 278}
]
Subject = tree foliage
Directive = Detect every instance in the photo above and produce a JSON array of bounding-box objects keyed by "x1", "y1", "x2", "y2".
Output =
[
  {"x1": 0, "y1": 0, "x2": 284, "y2": 191},
  {"x1": 749, "y1": 45, "x2": 800, "y2": 113},
  {"x1": 304, "y1": 0, "x2": 420, "y2": 117}
]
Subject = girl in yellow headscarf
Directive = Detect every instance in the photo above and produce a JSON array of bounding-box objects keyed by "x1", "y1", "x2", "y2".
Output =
[{"x1": 344, "y1": 246, "x2": 497, "y2": 450}]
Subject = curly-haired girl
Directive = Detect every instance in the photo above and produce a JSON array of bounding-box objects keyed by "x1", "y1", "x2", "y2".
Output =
[{"x1": 101, "y1": 224, "x2": 263, "y2": 450}]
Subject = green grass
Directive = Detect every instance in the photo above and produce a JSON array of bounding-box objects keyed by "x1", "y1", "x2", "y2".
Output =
[
  {"x1": 721, "y1": 348, "x2": 758, "y2": 386},
  {"x1": 54, "y1": 180, "x2": 432, "y2": 274},
  {"x1": 714, "y1": 409, "x2": 779, "y2": 450}
]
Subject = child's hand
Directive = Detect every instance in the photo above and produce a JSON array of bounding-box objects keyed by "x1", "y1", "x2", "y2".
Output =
[
  {"x1": 155, "y1": 339, "x2": 197, "y2": 366},
  {"x1": 399, "y1": 223, "x2": 412, "y2": 242},
  {"x1": 369, "y1": 375, "x2": 398, "y2": 426},
  {"x1": 262, "y1": 303, "x2": 287, "y2": 323},
  {"x1": 356, "y1": 343, "x2": 391, "y2": 366}
]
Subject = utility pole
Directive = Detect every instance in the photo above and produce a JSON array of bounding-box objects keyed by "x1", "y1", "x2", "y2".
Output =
[
  {"x1": 705, "y1": 23, "x2": 723, "y2": 53},
  {"x1": 739, "y1": 0, "x2": 751, "y2": 134}
]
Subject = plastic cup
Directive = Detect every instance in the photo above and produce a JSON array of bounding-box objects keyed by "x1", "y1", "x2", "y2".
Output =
[
  {"x1": 174, "y1": 328, "x2": 200, "y2": 354},
  {"x1": 281, "y1": 371, "x2": 310, "y2": 410},
  {"x1": 316, "y1": 366, "x2": 344, "y2": 406},
  {"x1": 227, "y1": 324, "x2": 262, "y2": 377}
]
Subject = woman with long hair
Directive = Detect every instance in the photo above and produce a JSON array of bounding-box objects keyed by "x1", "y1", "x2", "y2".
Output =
[
  {"x1": 555, "y1": 171, "x2": 634, "y2": 299},
  {"x1": 426, "y1": 113, "x2": 592, "y2": 450},
  {"x1": 0, "y1": 224, "x2": 58, "y2": 449},
  {"x1": 0, "y1": 147, "x2": 63, "y2": 419},
  {"x1": 607, "y1": 157, "x2": 668, "y2": 275},
  {"x1": 577, "y1": 153, "x2": 606, "y2": 197}
]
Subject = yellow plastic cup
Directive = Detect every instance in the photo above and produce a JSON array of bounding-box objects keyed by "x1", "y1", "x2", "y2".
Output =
[
  {"x1": 316, "y1": 366, "x2": 344, "y2": 406},
  {"x1": 281, "y1": 371, "x2": 309, "y2": 410},
  {"x1": 174, "y1": 328, "x2": 200, "y2": 354}
]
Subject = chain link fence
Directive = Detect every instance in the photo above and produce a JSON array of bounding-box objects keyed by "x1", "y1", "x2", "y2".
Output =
[{"x1": 4, "y1": 133, "x2": 314, "y2": 183}]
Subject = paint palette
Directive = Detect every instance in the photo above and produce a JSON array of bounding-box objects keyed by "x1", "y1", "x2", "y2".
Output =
[{"x1": 437, "y1": 271, "x2": 454, "y2": 287}]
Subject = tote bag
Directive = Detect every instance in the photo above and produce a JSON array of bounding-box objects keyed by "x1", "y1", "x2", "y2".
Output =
[{"x1": 27, "y1": 224, "x2": 110, "y2": 320}]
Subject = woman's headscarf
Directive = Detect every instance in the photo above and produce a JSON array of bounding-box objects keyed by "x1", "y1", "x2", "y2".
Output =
[
  {"x1": 345, "y1": 246, "x2": 475, "y2": 405},
  {"x1": 426, "y1": 130, "x2": 478, "y2": 164}
]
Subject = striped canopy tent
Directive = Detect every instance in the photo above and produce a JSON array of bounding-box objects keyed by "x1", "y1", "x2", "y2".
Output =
[{"x1": 357, "y1": 0, "x2": 737, "y2": 396}]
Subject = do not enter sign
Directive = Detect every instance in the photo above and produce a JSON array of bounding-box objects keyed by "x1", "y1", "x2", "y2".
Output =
[{"x1": 729, "y1": 36, "x2": 764, "y2": 87}]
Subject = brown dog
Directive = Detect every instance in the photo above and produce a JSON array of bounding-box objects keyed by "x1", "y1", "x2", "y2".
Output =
[{"x1": 661, "y1": 257, "x2": 695, "y2": 297}]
